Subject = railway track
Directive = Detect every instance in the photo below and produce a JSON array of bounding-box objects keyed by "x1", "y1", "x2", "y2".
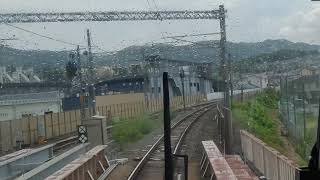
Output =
[
  {"x1": 127, "y1": 102, "x2": 216, "y2": 180},
  {"x1": 53, "y1": 135, "x2": 78, "y2": 154}
]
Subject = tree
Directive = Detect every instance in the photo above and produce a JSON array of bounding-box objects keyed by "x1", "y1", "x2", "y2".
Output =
[{"x1": 65, "y1": 61, "x2": 77, "y2": 80}]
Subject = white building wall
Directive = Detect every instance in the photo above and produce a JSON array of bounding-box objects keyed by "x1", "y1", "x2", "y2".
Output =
[
  {"x1": 0, "y1": 66, "x2": 4, "y2": 84},
  {"x1": 0, "y1": 91, "x2": 63, "y2": 121},
  {"x1": 0, "y1": 101, "x2": 61, "y2": 121}
]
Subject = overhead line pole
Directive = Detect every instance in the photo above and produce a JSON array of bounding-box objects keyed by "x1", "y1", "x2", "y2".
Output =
[
  {"x1": 219, "y1": 5, "x2": 232, "y2": 154},
  {"x1": 76, "y1": 45, "x2": 85, "y2": 123},
  {"x1": 163, "y1": 72, "x2": 173, "y2": 180},
  {"x1": 229, "y1": 53, "x2": 234, "y2": 106},
  {"x1": 86, "y1": 29, "x2": 96, "y2": 115}
]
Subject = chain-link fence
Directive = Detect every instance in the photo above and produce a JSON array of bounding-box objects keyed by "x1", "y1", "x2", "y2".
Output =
[{"x1": 279, "y1": 75, "x2": 319, "y2": 159}]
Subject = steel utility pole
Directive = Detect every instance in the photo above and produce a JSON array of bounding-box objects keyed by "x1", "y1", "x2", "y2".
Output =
[
  {"x1": 163, "y1": 72, "x2": 173, "y2": 180},
  {"x1": 228, "y1": 53, "x2": 233, "y2": 106},
  {"x1": 302, "y1": 81, "x2": 306, "y2": 139},
  {"x1": 76, "y1": 45, "x2": 85, "y2": 123},
  {"x1": 86, "y1": 29, "x2": 96, "y2": 115},
  {"x1": 180, "y1": 68, "x2": 186, "y2": 111},
  {"x1": 219, "y1": 5, "x2": 232, "y2": 154}
]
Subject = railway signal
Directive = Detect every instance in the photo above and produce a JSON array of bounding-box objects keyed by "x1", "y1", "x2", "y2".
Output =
[
  {"x1": 78, "y1": 125, "x2": 88, "y2": 143},
  {"x1": 179, "y1": 68, "x2": 186, "y2": 111}
]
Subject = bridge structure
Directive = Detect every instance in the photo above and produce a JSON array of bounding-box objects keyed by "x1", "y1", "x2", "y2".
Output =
[{"x1": 0, "y1": 10, "x2": 221, "y2": 23}]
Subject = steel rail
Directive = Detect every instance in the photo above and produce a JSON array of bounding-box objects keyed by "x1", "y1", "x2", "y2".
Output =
[
  {"x1": 173, "y1": 107, "x2": 212, "y2": 154},
  {"x1": 127, "y1": 102, "x2": 216, "y2": 180}
]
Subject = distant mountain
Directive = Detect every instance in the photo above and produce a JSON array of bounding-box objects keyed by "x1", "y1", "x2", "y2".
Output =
[
  {"x1": 95, "y1": 39, "x2": 320, "y2": 66},
  {"x1": 0, "y1": 45, "x2": 69, "y2": 68},
  {"x1": 1, "y1": 39, "x2": 319, "y2": 69}
]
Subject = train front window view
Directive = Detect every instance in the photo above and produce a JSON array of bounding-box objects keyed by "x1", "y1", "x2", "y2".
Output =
[{"x1": 0, "y1": 0, "x2": 320, "y2": 179}]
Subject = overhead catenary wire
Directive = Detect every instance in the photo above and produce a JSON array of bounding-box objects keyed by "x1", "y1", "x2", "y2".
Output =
[
  {"x1": 151, "y1": 0, "x2": 161, "y2": 11},
  {"x1": 4, "y1": 23, "x2": 86, "y2": 47},
  {"x1": 145, "y1": 0, "x2": 153, "y2": 10},
  {"x1": 164, "y1": 32, "x2": 221, "y2": 39}
]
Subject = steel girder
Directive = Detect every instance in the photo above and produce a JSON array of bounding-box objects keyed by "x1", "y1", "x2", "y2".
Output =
[{"x1": 0, "y1": 10, "x2": 221, "y2": 23}]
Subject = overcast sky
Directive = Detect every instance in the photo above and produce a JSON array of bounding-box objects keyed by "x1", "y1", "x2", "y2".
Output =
[{"x1": 0, "y1": 0, "x2": 319, "y2": 51}]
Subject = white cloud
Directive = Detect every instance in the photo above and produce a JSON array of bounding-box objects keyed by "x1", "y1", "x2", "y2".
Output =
[
  {"x1": 1, "y1": 0, "x2": 318, "y2": 50},
  {"x1": 279, "y1": 4, "x2": 320, "y2": 44}
]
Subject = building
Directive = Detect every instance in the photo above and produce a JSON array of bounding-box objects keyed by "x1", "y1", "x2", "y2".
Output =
[
  {"x1": 0, "y1": 66, "x2": 41, "y2": 84},
  {"x1": 94, "y1": 56, "x2": 213, "y2": 99},
  {"x1": 234, "y1": 73, "x2": 268, "y2": 90},
  {"x1": 0, "y1": 81, "x2": 71, "y2": 95},
  {"x1": 95, "y1": 76, "x2": 145, "y2": 95},
  {"x1": 144, "y1": 56, "x2": 213, "y2": 98},
  {"x1": 300, "y1": 66, "x2": 320, "y2": 76},
  {"x1": 0, "y1": 91, "x2": 63, "y2": 121}
]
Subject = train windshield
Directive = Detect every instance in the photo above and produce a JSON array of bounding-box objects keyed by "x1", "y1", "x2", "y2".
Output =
[{"x1": 0, "y1": 1, "x2": 319, "y2": 179}]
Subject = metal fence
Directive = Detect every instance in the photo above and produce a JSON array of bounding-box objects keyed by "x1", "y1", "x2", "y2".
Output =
[{"x1": 279, "y1": 75, "x2": 318, "y2": 159}]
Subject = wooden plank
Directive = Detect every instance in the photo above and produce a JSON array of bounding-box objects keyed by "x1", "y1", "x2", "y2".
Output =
[
  {"x1": 10, "y1": 119, "x2": 22, "y2": 150},
  {"x1": 21, "y1": 117, "x2": 31, "y2": 145},
  {"x1": 75, "y1": 109, "x2": 81, "y2": 126},
  {"x1": 64, "y1": 111, "x2": 72, "y2": 134},
  {"x1": 100, "y1": 106, "x2": 105, "y2": 117},
  {"x1": 51, "y1": 113, "x2": 59, "y2": 137},
  {"x1": 58, "y1": 112, "x2": 66, "y2": 135},
  {"x1": 120, "y1": 104, "x2": 123, "y2": 118},
  {"x1": 0, "y1": 121, "x2": 12, "y2": 152},
  {"x1": 29, "y1": 117, "x2": 38, "y2": 145},
  {"x1": 37, "y1": 115, "x2": 46, "y2": 143},
  {"x1": 44, "y1": 114, "x2": 53, "y2": 139},
  {"x1": 112, "y1": 104, "x2": 116, "y2": 117},
  {"x1": 70, "y1": 110, "x2": 77, "y2": 132}
]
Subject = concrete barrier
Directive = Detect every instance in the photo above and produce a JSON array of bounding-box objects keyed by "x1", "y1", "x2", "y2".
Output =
[
  {"x1": 45, "y1": 145, "x2": 109, "y2": 180},
  {"x1": 16, "y1": 143, "x2": 89, "y2": 180}
]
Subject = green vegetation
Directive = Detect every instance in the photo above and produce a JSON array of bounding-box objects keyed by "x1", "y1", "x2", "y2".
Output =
[
  {"x1": 232, "y1": 88, "x2": 307, "y2": 165},
  {"x1": 65, "y1": 60, "x2": 77, "y2": 80},
  {"x1": 111, "y1": 109, "x2": 179, "y2": 149},
  {"x1": 256, "y1": 88, "x2": 280, "y2": 109},
  {"x1": 233, "y1": 89, "x2": 284, "y2": 150},
  {"x1": 112, "y1": 114, "x2": 160, "y2": 148}
]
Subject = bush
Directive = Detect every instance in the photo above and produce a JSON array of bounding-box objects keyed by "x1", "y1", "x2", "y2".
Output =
[
  {"x1": 256, "y1": 88, "x2": 279, "y2": 109},
  {"x1": 233, "y1": 89, "x2": 283, "y2": 149},
  {"x1": 112, "y1": 114, "x2": 158, "y2": 148}
]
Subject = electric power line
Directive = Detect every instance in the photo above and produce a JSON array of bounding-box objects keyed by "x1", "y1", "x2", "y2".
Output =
[
  {"x1": 151, "y1": 0, "x2": 160, "y2": 11},
  {"x1": 164, "y1": 32, "x2": 221, "y2": 39},
  {"x1": 145, "y1": 0, "x2": 153, "y2": 10},
  {"x1": 4, "y1": 23, "x2": 86, "y2": 47}
]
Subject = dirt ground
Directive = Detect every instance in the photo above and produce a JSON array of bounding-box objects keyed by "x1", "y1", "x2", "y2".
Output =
[
  {"x1": 106, "y1": 108, "x2": 197, "y2": 180},
  {"x1": 178, "y1": 109, "x2": 219, "y2": 180}
]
